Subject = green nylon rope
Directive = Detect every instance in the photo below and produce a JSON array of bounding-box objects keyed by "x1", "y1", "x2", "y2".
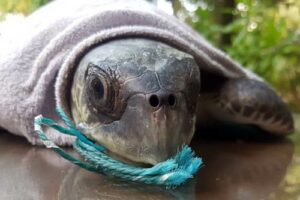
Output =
[{"x1": 34, "y1": 107, "x2": 202, "y2": 188}]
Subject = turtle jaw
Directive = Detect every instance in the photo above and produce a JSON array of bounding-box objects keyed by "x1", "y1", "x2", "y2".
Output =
[{"x1": 78, "y1": 93, "x2": 197, "y2": 165}]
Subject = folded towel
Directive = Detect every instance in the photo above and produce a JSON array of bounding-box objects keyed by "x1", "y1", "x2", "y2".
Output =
[{"x1": 0, "y1": 0, "x2": 259, "y2": 145}]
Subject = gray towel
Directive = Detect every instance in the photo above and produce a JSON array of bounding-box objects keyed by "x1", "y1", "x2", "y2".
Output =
[{"x1": 0, "y1": 0, "x2": 259, "y2": 145}]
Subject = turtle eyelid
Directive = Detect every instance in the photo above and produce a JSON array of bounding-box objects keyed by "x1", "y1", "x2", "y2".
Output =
[
  {"x1": 86, "y1": 62, "x2": 119, "y2": 80},
  {"x1": 85, "y1": 63, "x2": 97, "y2": 79},
  {"x1": 85, "y1": 63, "x2": 106, "y2": 79}
]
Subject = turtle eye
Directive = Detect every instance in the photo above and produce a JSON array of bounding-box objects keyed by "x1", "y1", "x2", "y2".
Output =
[
  {"x1": 87, "y1": 75, "x2": 107, "y2": 104},
  {"x1": 85, "y1": 63, "x2": 124, "y2": 122},
  {"x1": 90, "y1": 77, "x2": 104, "y2": 100}
]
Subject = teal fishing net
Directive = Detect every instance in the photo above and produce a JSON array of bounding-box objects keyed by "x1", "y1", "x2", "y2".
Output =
[{"x1": 34, "y1": 107, "x2": 202, "y2": 188}]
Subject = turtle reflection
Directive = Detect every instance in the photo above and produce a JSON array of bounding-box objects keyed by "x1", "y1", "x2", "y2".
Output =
[{"x1": 58, "y1": 130, "x2": 294, "y2": 200}]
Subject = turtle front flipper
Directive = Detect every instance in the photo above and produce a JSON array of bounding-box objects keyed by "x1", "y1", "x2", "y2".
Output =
[{"x1": 198, "y1": 78, "x2": 294, "y2": 135}]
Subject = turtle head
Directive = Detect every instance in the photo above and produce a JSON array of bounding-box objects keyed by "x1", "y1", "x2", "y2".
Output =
[{"x1": 71, "y1": 38, "x2": 200, "y2": 165}]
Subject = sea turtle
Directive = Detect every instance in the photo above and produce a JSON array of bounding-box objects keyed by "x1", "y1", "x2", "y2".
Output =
[
  {"x1": 0, "y1": 0, "x2": 294, "y2": 166},
  {"x1": 70, "y1": 38, "x2": 294, "y2": 165}
]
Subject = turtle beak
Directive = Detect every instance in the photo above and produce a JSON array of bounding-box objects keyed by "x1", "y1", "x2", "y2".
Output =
[
  {"x1": 153, "y1": 106, "x2": 167, "y2": 124},
  {"x1": 150, "y1": 105, "x2": 185, "y2": 162},
  {"x1": 81, "y1": 91, "x2": 197, "y2": 165}
]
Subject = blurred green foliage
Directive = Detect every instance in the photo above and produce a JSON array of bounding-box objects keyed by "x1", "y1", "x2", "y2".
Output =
[
  {"x1": 0, "y1": 0, "x2": 299, "y2": 110},
  {"x1": 0, "y1": 0, "x2": 48, "y2": 15},
  {"x1": 173, "y1": 0, "x2": 300, "y2": 111}
]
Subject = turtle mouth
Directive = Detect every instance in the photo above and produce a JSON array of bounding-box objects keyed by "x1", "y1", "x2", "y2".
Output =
[{"x1": 77, "y1": 93, "x2": 197, "y2": 165}]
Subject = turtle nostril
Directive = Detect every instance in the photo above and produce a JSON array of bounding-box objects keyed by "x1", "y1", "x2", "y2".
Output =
[
  {"x1": 149, "y1": 94, "x2": 160, "y2": 107},
  {"x1": 168, "y1": 94, "x2": 176, "y2": 107}
]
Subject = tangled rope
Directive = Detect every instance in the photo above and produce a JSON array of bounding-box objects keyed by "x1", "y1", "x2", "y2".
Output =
[{"x1": 34, "y1": 107, "x2": 202, "y2": 188}]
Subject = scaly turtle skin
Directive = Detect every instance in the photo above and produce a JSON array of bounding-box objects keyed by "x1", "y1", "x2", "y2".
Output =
[{"x1": 71, "y1": 38, "x2": 294, "y2": 165}]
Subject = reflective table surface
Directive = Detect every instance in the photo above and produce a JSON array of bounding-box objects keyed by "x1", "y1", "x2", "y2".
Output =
[{"x1": 0, "y1": 115, "x2": 299, "y2": 200}]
